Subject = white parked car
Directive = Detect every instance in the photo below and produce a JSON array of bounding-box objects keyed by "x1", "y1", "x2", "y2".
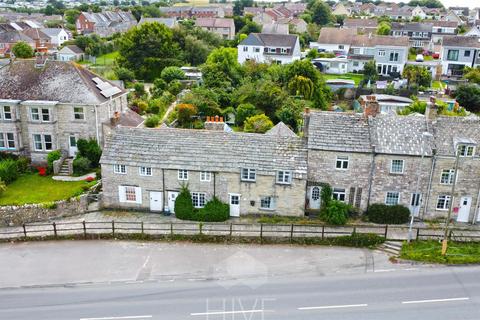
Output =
[{"x1": 416, "y1": 54, "x2": 424, "y2": 62}]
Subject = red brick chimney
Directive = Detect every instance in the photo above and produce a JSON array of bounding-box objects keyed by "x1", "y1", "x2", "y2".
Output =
[
  {"x1": 204, "y1": 115, "x2": 225, "y2": 131},
  {"x1": 361, "y1": 95, "x2": 380, "y2": 118}
]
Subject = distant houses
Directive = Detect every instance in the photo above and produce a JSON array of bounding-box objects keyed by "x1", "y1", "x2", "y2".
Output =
[
  {"x1": 75, "y1": 11, "x2": 137, "y2": 37},
  {"x1": 237, "y1": 33, "x2": 301, "y2": 65}
]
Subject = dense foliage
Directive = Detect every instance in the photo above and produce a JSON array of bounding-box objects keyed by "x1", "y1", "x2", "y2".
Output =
[
  {"x1": 367, "y1": 204, "x2": 410, "y2": 224},
  {"x1": 454, "y1": 84, "x2": 480, "y2": 113},
  {"x1": 12, "y1": 42, "x2": 34, "y2": 58},
  {"x1": 76, "y1": 139, "x2": 102, "y2": 168},
  {"x1": 47, "y1": 150, "x2": 62, "y2": 174}
]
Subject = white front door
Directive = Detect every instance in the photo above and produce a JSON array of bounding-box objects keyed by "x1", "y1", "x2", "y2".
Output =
[
  {"x1": 229, "y1": 193, "x2": 240, "y2": 217},
  {"x1": 457, "y1": 196, "x2": 472, "y2": 223},
  {"x1": 68, "y1": 135, "x2": 77, "y2": 157},
  {"x1": 309, "y1": 186, "x2": 321, "y2": 209},
  {"x1": 149, "y1": 191, "x2": 163, "y2": 212},
  {"x1": 409, "y1": 193, "x2": 422, "y2": 217},
  {"x1": 168, "y1": 191, "x2": 179, "y2": 214}
]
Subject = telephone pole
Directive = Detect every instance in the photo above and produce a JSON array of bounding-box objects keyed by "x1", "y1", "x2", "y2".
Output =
[{"x1": 442, "y1": 150, "x2": 460, "y2": 255}]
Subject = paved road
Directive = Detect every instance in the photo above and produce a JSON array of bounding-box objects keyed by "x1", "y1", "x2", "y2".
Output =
[{"x1": 0, "y1": 266, "x2": 479, "y2": 320}]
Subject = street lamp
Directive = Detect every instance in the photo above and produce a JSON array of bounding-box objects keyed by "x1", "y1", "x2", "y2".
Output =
[{"x1": 407, "y1": 131, "x2": 433, "y2": 243}]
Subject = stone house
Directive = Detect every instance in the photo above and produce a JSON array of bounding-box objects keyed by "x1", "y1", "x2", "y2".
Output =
[
  {"x1": 100, "y1": 123, "x2": 307, "y2": 217},
  {"x1": 0, "y1": 59, "x2": 130, "y2": 163}
]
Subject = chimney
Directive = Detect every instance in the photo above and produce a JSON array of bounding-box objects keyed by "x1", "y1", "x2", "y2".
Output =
[
  {"x1": 303, "y1": 107, "x2": 310, "y2": 138},
  {"x1": 204, "y1": 115, "x2": 225, "y2": 131},
  {"x1": 110, "y1": 111, "x2": 121, "y2": 126},
  {"x1": 362, "y1": 95, "x2": 380, "y2": 118},
  {"x1": 34, "y1": 51, "x2": 48, "y2": 68}
]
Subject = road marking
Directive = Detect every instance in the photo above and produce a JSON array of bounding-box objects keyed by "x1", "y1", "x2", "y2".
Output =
[
  {"x1": 402, "y1": 297, "x2": 470, "y2": 304},
  {"x1": 374, "y1": 269, "x2": 396, "y2": 273},
  {"x1": 190, "y1": 309, "x2": 271, "y2": 316},
  {"x1": 298, "y1": 304, "x2": 368, "y2": 310},
  {"x1": 80, "y1": 316, "x2": 152, "y2": 320}
]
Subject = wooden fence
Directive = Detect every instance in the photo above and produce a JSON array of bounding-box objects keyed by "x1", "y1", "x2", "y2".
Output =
[{"x1": 1, "y1": 221, "x2": 479, "y2": 242}]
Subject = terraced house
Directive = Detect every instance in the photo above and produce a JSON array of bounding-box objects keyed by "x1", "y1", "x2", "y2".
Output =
[{"x1": 0, "y1": 59, "x2": 130, "y2": 163}]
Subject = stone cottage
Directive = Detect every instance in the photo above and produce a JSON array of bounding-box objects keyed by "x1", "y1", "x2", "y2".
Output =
[
  {"x1": 0, "y1": 59, "x2": 130, "y2": 163},
  {"x1": 100, "y1": 123, "x2": 308, "y2": 216}
]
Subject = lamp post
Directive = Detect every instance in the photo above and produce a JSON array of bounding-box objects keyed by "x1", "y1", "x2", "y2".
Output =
[{"x1": 408, "y1": 131, "x2": 433, "y2": 243}]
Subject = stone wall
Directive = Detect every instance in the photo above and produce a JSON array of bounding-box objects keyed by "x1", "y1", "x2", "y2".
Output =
[{"x1": 0, "y1": 195, "x2": 88, "y2": 227}]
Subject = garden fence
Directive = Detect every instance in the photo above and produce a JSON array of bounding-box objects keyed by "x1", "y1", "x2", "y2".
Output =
[{"x1": 0, "y1": 221, "x2": 480, "y2": 242}]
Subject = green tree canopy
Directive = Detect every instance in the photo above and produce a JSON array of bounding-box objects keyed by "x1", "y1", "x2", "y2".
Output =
[
  {"x1": 12, "y1": 41, "x2": 34, "y2": 58},
  {"x1": 243, "y1": 114, "x2": 274, "y2": 133},
  {"x1": 117, "y1": 22, "x2": 181, "y2": 81},
  {"x1": 309, "y1": 0, "x2": 334, "y2": 26},
  {"x1": 202, "y1": 47, "x2": 243, "y2": 88},
  {"x1": 377, "y1": 21, "x2": 391, "y2": 35},
  {"x1": 363, "y1": 60, "x2": 378, "y2": 83},
  {"x1": 454, "y1": 84, "x2": 480, "y2": 113},
  {"x1": 160, "y1": 66, "x2": 185, "y2": 83},
  {"x1": 402, "y1": 65, "x2": 432, "y2": 88}
]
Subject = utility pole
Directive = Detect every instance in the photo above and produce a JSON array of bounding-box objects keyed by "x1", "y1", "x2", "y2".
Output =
[{"x1": 442, "y1": 149, "x2": 460, "y2": 255}]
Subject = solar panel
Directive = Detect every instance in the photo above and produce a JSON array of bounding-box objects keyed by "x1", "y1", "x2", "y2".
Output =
[
  {"x1": 92, "y1": 77, "x2": 103, "y2": 84},
  {"x1": 100, "y1": 87, "x2": 122, "y2": 98},
  {"x1": 96, "y1": 82, "x2": 112, "y2": 91}
]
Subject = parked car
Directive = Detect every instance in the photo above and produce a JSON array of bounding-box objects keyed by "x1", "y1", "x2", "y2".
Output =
[
  {"x1": 416, "y1": 54, "x2": 424, "y2": 62},
  {"x1": 432, "y1": 52, "x2": 440, "y2": 59}
]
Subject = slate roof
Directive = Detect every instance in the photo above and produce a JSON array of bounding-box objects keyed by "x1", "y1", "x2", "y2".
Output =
[
  {"x1": 101, "y1": 127, "x2": 308, "y2": 176},
  {"x1": 369, "y1": 114, "x2": 434, "y2": 156},
  {"x1": 265, "y1": 122, "x2": 297, "y2": 137},
  {"x1": 432, "y1": 115, "x2": 480, "y2": 156},
  {"x1": 262, "y1": 23, "x2": 289, "y2": 35},
  {"x1": 391, "y1": 22, "x2": 433, "y2": 32},
  {"x1": 442, "y1": 36, "x2": 480, "y2": 48},
  {"x1": 0, "y1": 30, "x2": 33, "y2": 43},
  {"x1": 239, "y1": 33, "x2": 298, "y2": 49},
  {"x1": 138, "y1": 17, "x2": 176, "y2": 28},
  {"x1": 59, "y1": 45, "x2": 84, "y2": 54},
  {"x1": 317, "y1": 27, "x2": 357, "y2": 44},
  {"x1": 307, "y1": 111, "x2": 372, "y2": 153},
  {"x1": 195, "y1": 18, "x2": 234, "y2": 29},
  {"x1": 343, "y1": 18, "x2": 378, "y2": 28},
  {"x1": 0, "y1": 60, "x2": 126, "y2": 104}
]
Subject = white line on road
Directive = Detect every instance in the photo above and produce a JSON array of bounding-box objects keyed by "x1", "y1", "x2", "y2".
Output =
[
  {"x1": 374, "y1": 269, "x2": 396, "y2": 273},
  {"x1": 80, "y1": 316, "x2": 152, "y2": 320},
  {"x1": 298, "y1": 304, "x2": 368, "y2": 311},
  {"x1": 190, "y1": 309, "x2": 272, "y2": 316},
  {"x1": 402, "y1": 297, "x2": 470, "y2": 304}
]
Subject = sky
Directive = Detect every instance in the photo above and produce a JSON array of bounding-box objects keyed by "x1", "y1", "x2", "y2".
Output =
[{"x1": 385, "y1": 0, "x2": 478, "y2": 9}]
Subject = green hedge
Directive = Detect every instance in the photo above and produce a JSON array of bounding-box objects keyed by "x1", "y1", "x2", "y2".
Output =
[
  {"x1": 174, "y1": 186, "x2": 194, "y2": 220},
  {"x1": 367, "y1": 204, "x2": 410, "y2": 224},
  {"x1": 320, "y1": 200, "x2": 349, "y2": 225},
  {"x1": 47, "y1": 150, "x2": 62, "y2": 174},
  {"x1": 174, "y1": 187, "x2": 230, "y2": 222},
  {"x1": 77, "y1": 138, "x2": 102, "y2": 168},
  {"x1": 0, "y1": 159, "x2": 18, "y2": 184},
  {"x1": 73, "y1": 157, "x2": 91, "y2": 175}
]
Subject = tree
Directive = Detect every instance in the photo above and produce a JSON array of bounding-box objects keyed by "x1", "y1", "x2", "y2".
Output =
[
  {"x1": 363, "y1": 60, "x2": 378, "y2": 83},
  {"x1": 309, "y1": 0, "x2": 333, "y2": 26},
  {"x1": 202, "y1": 47, "x2": 243, "y2": 88},
  {"x1": 64, "y1": 9, "x2": 80, "y2": 25},
  {"x1": 117, "y1": 22, "x2": 181, "y2": 81},
  {"x1": 288, "y1": 75, "x2": 314, "y2": 99},
  {"x1": 174, "y1": 185, "x2": 194, "y2": 220},
  {"x1": 243, "y1": 114, "x2": 274, "y2": 133},
  {"x1": 176, "y1": 103, "x2": 198, "y2": 127},
  {"x1": 160, "y1": 66, "x2": 185, "y2": 83},
  {"x1": 464, "y1": 67, "x2": 480, "y2": 84},
  {"x1": 181, "y1": 87, "x2": 221, "y2": 116},
  {"x1": 233, "y1": 0, "x2": 253, "y2": 16},
  {"x1": 402, "y1": 65, "x2": 432, "y2": 88},
  {"x1": 114, "y1": 67, "x2": 135, "y2": 82},
  {"x1": 454, "y1": 84, "x2": 480, "y2": 113},
  {"x1": 11, "y1": 41, "x2": 34, "y2": 58},
  {"x1": 235, "y1": 103, "x2": 257, "y2": 126},
  {"x1": 275, "y1": 98, "x2": 307, "y2": 132},
  {"x1": 238, "y1": 20, "x2": 261, "y2": 35},
  {"x1": 377, "y1": 21, "x2": 391, "y2": 35}
]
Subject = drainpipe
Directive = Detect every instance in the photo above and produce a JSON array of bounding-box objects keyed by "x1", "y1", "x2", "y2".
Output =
[
  {"x1": 162, "y1": 168, "x2": 165, "y2": 212},
  {"x1": 213, "y1": 172, "x2": 216, "y2": 198},
  {"x1": 366, "y1": 145, "x2": 376, "y2": 209},
  {"x1": 94, "y1": 105, "x2": 99, "y2": 143},
  {"x1": 472, "y1": 179, "x2": 480, "y2": 224},
  {"x1": 422, "y1": 150, "x2": 436, "y2": 219}
]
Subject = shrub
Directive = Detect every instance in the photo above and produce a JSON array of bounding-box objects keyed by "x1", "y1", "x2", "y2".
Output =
[
  {"x1": 197, "y1": 197, "x2": 229, "y2": 222},
  {"x1": 320, "y1": 183, "x2": 332, "y2": 208},
  {"x1": 320, "y1": 200, "x2": 349, "y2": 225},
  {"x1": 145, "y1": 115, "x2": 160, "y2": 128},
  {"x1": 47, "y1": 150, "x2": 62, "y2": 174},
  {"x1": 235, "y1": 103, "x2": 257, "y2": 126},
  {"x1": 174, "y1": 186, "x2": 194, "y2": 220},
  {"x1": 16, "y1": 156, "x2": 30, "y2": 174},
  {"x1": 167, "y1": 80, "x2": 183, "y2": 96},
  {"x1": 37, "y1": 166, "x2": 47, "y2": 176},
  {"x1": 73, "y1": 157, "x2": 91, "y2": 175},
  {"x1": 367, "y1": 203, "x2": 410, "y2": 224},
  {"x1": 160, "y1": 66, "x2": 185, "y2": 83},
  {"x1": 0, "y1": 159, "x2": 18, "y2": 184},
  {"x1": 114, "y1": 67, "x2": 135, "y2": 82},
  {"x1": 243, "y1": 114, "x2": 273, "y2": 133},
  {"x1": 76, "y1": 138, "x2": 102, "y2": 168},
  {"x1": 12, "y1": 41, "x2": 34, "y2": 58},
  {"x1": 332, "y1": 233, "x2": 385, "y2": 247}
]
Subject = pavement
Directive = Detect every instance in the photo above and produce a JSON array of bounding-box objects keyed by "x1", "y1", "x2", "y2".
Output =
[
  {"x1": 0, "y1": 241, "x2": 478, "y2": 320},
  {"x1": 52, "y1": 173, "x2": 97, "y2": 181}
]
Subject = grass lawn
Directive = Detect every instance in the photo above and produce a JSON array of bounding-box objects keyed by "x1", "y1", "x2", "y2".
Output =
[
  {"x1": 323, "y1": 73, "x2": 364, "y2": 86},
  {"x1": 0, "y1": 174, "x2": 95, "y2": 206},
  {"x1": 92, "y1": 51, "x2": 119, "y2": 66},
  {"x1": 401, "y1": 240, "x2": 480, "y2": 264},
  {"x1": 408, "y1": 54, "x2": 434, "y2": 61},
  {"x1": 432, "y1": 80, "x2": 445, "y2": 90}
]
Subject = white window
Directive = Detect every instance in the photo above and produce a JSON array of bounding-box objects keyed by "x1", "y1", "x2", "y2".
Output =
[
  {"x1": 0, "y1": 133, "x2": 15, "y2": 149},
  {"x1": 389, "y1": 52, "x2": 399, "y2": 62},
  {"x1": 243, "y1": 46, "x2": 248, "y2": 52},
  {"x1": 390, "y1": 159, "x2": 404, "y2": 174},
  {"x1": 32, "y1": 134, "x2": 52, "y2": 151},
  {"x1": 336, "y1": 156, "x2": 349, "y2": 170},
  {"x1": 457, "y1": 144, "x2": 475, "y2": 157},
  {"x1": 74, "y1": 107, "x2": 85, "y2": 120},
  {"x1": 276, "y1": 170, "x2": 292, "y2": 184},
  {"x1": 114, "y1": 164, "x2": 127, "y2": 174},
  {"x1": 178, "y1": 169, "x2": 188, "y2": 180},
  {"x1": 30, "y1": 108, "x2": 40, "y2": 121},
  {"x1": 339, "y1": 45, "x2": 344, "y2": 49},
  {"x1": 281, "y1": 48, "x2": 287, "y2": 54},
  {"x1": 333, "y1": 188, "x2": 346, "y2": 202},
  {"x1": 30, "y1": 107, "x2": 51, "y2": 122},
  {"x1": 41, "y1": 108, "x2": 50, "y2": 121},
  {"x1": 200, "y1": 171, "x2": 211, "y2": 182},
  {"x1": 440, "y1": 169, "x2": 455, "y2": 184},
  {"x1": 2, "y1": 106, "x2": 12, "y2": 120},
  {"x1": 241, "y1": 168, "x2": 256, "y2": 182},
  {"x1": 139, "y1": 166, "x2": 152, "y2": 176},
  {"x1": 385, "y1": 192, "x2": 400, "y2": 205},
  {"x1": 119, "y1": 186, "x2": 141, "y2": 204},
  {"x1": 436, "y1": 195, "x2": 451, "y2": 210},
  {"x1": 192, "y1": 192, "x2": 206, "y2": 208},
  {"x1": 353, "y1": 61, "x2": 359, "y2": 67},
  {"x1": 378, "y1": 49, "x2": 386, "y2": 56},
  {"x1": 260, "y1": 196, "x2": 275, "y2": 210}
]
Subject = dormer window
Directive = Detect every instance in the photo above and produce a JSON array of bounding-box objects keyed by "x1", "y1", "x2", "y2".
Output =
[{"x1": 457, "y1": 144, "x2": 475, "y2": 157}]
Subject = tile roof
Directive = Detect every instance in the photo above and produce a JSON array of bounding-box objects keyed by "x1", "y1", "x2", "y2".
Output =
[
  {"x1": 307, "y1": 111, "x2": 372, "y2": 153},
  {"x1": 239, "y1": 33, "x2": 298, "y2": 49},
  {"x1": 0, "y1": 60, "x2": 126, "y2": 104},
  {"x1": 391, "y1": 22, "x2": 433, "y2": 32},
  {"x1": 432, "y1": 115, "x2": 480, "y2": 156},
  {"x1": 317, "y1": 27, "x2": 357, "y2": 44},
  {"x1": 442, "y1": 35, "x2": 480, "y2": 48},
  {"x1": 195, "y1": 17, "x2": 234, "y2": 29},
  {"x1": 343, "y1": 19, "x2": 378, "y2": 28},
  {"x1": 100, "y1": 127, "x2": 308, "y2": 176}
]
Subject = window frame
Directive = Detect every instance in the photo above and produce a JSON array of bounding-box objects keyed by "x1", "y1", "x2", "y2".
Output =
[
  {"x1": 436, "y1": 195, "x2": 451, "y2": 211},
  {"x1": 385, "y1": 191, "x2": 400, "y2": 206},
  {"x1": 114, "y1": 164, "x2": 127, "y2": 174},
  {"x1": 241, "y1": 168, "x2": 256, "y2": 182},
  {"x1": 192, "y1": 192, "x2": 206, "y2": 208},
  {"x1": 390, "y1": 159, "x2": 405, "y2": 174},
  {"x1": 178, "y1": 169, "x2": 189, "y2": 181},
  {"x1": 440, "y1": 169, "x2": 455, "y2": 185},
  {"x1": 447, "y1": 49, "x2": 459, "y2": 61},
  {"x1": 260, "y1": 196, "x2": 275, "y2": 210},
  {"x1": 276, "y1": 170, "x2": 292, "y2": 184},
  {"x1": 200, "y1": 171, "x2": 211, "y2": 182},
  {"x1": 30, "y1": 107, "x2": 51, "y2": 122},
  {"x1": 378, "y1": 49, "x2": 386, "y2": 56},
  {"x1": 124, "y1": 186, "x2": 138, "y2": 203},
  {"x1": 139, "y1": 166, "x2": 152, "y2": 176},
  {"x1": 457, "y1": 144, "x2": 475, "y2": 157},
  {"x1": 32, "y1": 134, "x2": 53, "y2": 151},
  {"x1": 2, "y1": 106, "x2": 12, "y2": 121},
  {"x1": 73, "y1": 107, "x2": 85, "y2": 120},
  {"x1": 332, "y1": 188, "x2": 346, "y2": 202},
  {"x1": 0, "y1": 132, "x2": 15, "y2": 150},
  {"x1": 335, "y1": 156, "x2": 349, "y2": 170}
]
